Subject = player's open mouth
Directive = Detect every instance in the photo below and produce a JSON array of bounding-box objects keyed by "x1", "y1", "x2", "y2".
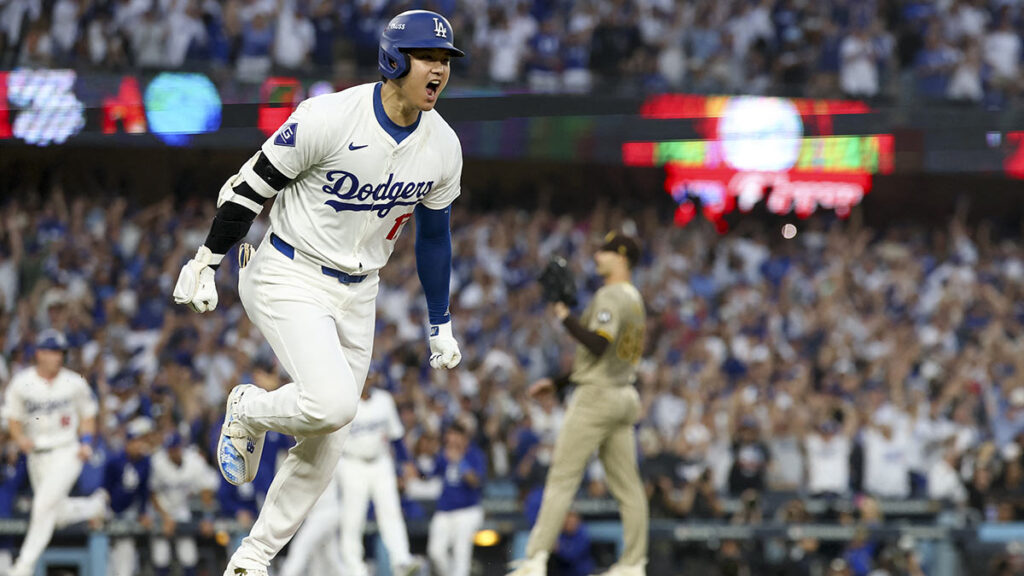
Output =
[{"x1": 426, "y1": 80, "x2": 441, "y2": 100}]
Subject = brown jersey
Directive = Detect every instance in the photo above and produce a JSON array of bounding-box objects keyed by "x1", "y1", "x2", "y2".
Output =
[{"x1": 571, "y1": 282, "x2": 645, "y2": 389}]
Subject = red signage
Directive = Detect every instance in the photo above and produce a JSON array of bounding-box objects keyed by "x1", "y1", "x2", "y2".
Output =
[
  {"x1": 0, "y1": 72, "x2": 10, "y2": 139},
  {"x1": 101, "y1": 76, "x2": 147, "y2": 134},
  {"x1": 258, "y1": 77, "x2": 303, "y2": 137}
]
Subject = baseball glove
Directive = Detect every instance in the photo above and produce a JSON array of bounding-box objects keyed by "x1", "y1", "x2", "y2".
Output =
[{"x1": 538, "y1": 256, "x2": 578, "y2": 307}]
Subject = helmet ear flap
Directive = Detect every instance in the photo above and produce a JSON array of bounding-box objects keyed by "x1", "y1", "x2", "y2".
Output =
[
  {"x1": 397, "y1": 51, "x2": 411, "y2": 78},
  {"x1": 379, "y1": 46, "x2": 412, "y2": 79}
]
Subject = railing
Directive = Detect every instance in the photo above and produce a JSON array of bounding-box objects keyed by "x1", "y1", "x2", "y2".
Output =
[{"x1": 2, "y1": 497, "x2": 1021, "y2": 576}]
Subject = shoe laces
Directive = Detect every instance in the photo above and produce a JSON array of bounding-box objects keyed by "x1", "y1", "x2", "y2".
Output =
[
  {"x1": 223, "y1": 418, "x2": 252, "y2": 439},
  {"x1": 224, "y1": 387, "x2": 258, "y2": 438}
]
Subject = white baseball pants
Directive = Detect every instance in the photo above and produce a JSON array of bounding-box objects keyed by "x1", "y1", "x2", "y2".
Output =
[
  {"x1": 11, "y1": 444, "x2": 106, "y2": 576},
  {"x1": 12, "y1": 444, "x2": 107, "y2": 573},
  {"x1": 338, "y1": 454, "x2": 413, "y2": 576},
  {"x1": 109, "y1": 537, "x2": 137, "y2": 576},
  {"x1": 0, "y1": 550, "x2": 13, "y2": 576},
  {"x1": 152, "y1": 535, "x2": 199, "y2": 569},
  {"x1": 230, "y1": 233, "x2": 379, "y2": 569},
  {"x1": 427, "y1": 505, "x2": 483, "y2": 576},
  {"x1": 279, "y1": 478, "x2": 342, "y2": 576}
]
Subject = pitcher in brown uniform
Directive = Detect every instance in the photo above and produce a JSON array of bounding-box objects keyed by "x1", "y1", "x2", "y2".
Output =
[{"x1": 509, "y1": 232, "x2": 648, "y2": 576}]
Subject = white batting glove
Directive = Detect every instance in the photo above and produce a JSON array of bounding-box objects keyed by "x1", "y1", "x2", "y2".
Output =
[
  {"x1": 428, "y1": 321, "x2": 462, "y2": 369},
  {"x1": 173, "y1": 246, "x2": 219, "y2": 313}
]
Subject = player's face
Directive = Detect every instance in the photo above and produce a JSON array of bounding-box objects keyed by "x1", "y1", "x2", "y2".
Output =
[
  {"x1": 594, "y1": 250, "x2": 622, "y2": 277},
  {"x1": 35, "y1": 348, "x2": 63, "y2": 375},
  {"x1": 400, "y1": 48, "x2": 452, "y2": 111}
]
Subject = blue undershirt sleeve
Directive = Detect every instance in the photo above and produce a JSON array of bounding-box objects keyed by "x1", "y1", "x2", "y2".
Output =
[{"x1": 414, "y1": 204, "x2": 452, "y2": 325}]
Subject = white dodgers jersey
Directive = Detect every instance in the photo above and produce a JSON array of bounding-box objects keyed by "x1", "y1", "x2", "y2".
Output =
[
  {"x1": 149, "y1": 447, "x2": 219, "y2": 522},
  {"x1": 342, "y1": 389, "x2": 404, "y2": 461},
  {"x1": 1, "y1": 367, "x2": 98, "y2": 450},
  {"x1": 258, "y1": 82, "x2": 462, "y2": 274}
]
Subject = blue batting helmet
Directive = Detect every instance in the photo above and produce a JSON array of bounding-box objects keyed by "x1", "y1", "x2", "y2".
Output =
[
  {"x1": 36, "y1": 329, "x2": 68, "y2": 351},
  {"x1": 378, "y1": 10, "x2": 465, "y2": 80}
]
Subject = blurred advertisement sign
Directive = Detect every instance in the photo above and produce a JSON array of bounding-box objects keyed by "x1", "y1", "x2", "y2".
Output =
[
  {"x1": 258, "y1": 77, "x2": 303, "y2": 137},
  {"x1": 624, "y1": 95, "x2": 894, "y2": 229},
  {"x1": 144, "y1": 73, "x2": 222, "y2": 146},
  {"x1": 3, "y1": 69, "x2": 85, "y2": 145},
  {"x1": 101, "y1": 77, "x2": 147, "y2": 134},
  {"x1": 0, "y1": 71, "x2": 313, "y2": 146}
]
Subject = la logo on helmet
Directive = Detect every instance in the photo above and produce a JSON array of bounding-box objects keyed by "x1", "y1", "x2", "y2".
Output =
[{"x1": 432, "y1": 17, "x2": 447, "y2": 38}]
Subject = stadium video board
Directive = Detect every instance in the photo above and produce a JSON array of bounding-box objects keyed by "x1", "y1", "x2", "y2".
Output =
[
  {"x1": 0, "y1": 69, "x2": 334, "y2": 147},
  {"x1": 623, "y1": 94, "x2": 895, "y2": 228}
]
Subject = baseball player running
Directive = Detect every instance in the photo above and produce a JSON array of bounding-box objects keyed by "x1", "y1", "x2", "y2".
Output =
[
  {"x1": 282, "y1": 376, "x2": 417, "y2": 576},
  {"x1": 337, "y1": 377, "x2": 417, "y2": 576},
  {"x1": 2, "y1": 329, "x2": 108, "y2": 576},
  {"x1": 171, "y1": 10, "x2": 465, "y2": 576},
  {"x1": 509, "y1": 233, "x2": 649, "y2": 576},
  {"x1": 278, "y1": 475, "x2": 342, "y2": 576}
]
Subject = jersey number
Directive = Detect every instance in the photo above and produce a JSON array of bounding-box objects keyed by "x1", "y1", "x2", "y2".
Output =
[{"x1": 386, "y1": 212, "x2": 414, "y2": 240}]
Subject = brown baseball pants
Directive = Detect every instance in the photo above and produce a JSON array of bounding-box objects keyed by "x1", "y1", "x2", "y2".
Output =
[{"x1": 525, "y1": 385, "x2": 648, "y2": 566}]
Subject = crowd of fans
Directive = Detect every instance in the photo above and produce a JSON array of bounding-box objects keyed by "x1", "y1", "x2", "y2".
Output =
[
  {"x1": 1, "y1": 183, "x2": 1024, "y2": 574},
  {"x1": 1, "y1": 0, "x2": 1024, "y2": 103}
]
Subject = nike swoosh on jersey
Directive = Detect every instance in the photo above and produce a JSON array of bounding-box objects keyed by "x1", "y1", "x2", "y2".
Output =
[{"x1": 348, "y1": 142, "x2": 369, "y2": 150}]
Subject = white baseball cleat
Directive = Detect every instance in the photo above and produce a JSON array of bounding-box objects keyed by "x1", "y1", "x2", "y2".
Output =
[
  {"x1": 506, "y1": 551, "x2": 548, "y2": 576},
  {"x1": 217, "y1": 384, "x2": 268, "y2": 486}
]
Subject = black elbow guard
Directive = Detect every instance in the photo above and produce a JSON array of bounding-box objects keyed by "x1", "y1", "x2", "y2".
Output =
[
  {"x1": 204, "y1": 202, "x2": 258, "y2": 256},
  {"x1": 254, "y1": 152, "x2": 292, "y2": 191}
]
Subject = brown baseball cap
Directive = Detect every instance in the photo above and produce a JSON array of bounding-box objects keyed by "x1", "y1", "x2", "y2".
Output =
[{"x1": 599, "y1": 231, "x2": 640, "y2": 267}]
